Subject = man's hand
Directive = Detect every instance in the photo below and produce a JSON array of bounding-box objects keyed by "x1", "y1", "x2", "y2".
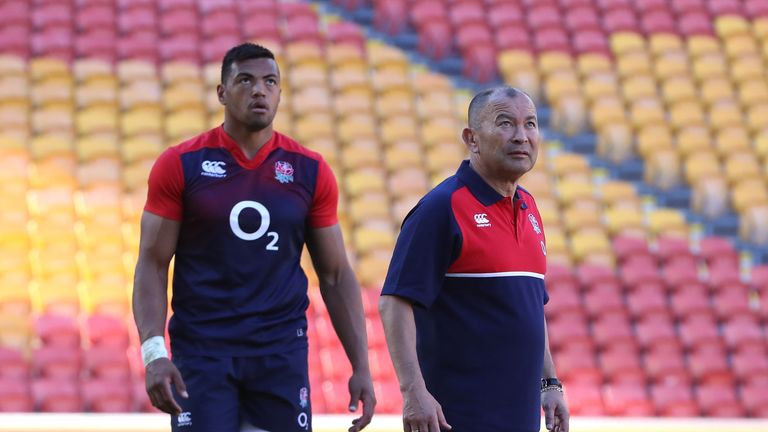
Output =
[
  {"x1": 541, "y1": 389, "x2": 569, "y2": 432},
  {"x1": 402, "y1": 386, "x2": 451, "y2": 432},
  {"x1": 347, "y1": 370, "x2": 376, "y2": 432},
  {"x1": 145, "y1": 357, "x2": 188, "y2": 415}
]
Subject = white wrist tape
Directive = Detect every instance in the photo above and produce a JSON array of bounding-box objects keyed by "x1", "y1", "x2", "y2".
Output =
[{"x1": 141, "y1": 336, "x2": 169, "y2": 367}]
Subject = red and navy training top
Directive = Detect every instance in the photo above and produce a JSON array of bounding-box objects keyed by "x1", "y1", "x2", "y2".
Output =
[
  {"x1": 145, "y1": 126, "x2": 338, "y2": 357},
  {"x1": 382, "y1": 160, "x2": 549, "y2": 431}
]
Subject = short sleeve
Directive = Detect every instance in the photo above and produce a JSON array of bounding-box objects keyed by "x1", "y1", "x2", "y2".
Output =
[
  {"x1": 381, "y1": 193, "x2": 461, "y2": 308},
  {"x1": 307, "y1": 158, "x2": 339, "y2": 228},
  {"x1": 144, "y1": 147, "x2": 185, "y2": 221}
]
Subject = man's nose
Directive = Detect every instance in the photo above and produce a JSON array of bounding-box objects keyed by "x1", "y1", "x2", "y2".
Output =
[
  {"x1": 512, "y1": 125, "x2": 528, "y2": 143},
  {"x1": 251, "y1": 81, "x2": 266, "y2": 96}
]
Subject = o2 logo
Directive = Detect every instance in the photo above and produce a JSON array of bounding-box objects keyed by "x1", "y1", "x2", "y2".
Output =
[{"x1": 229, "y1": 201, "x2": 279, "y2": 250}]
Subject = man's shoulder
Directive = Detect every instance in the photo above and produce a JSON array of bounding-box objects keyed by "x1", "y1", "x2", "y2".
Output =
[{"x1": 406, "y1": 174, "x2": 462, "y2": 221}]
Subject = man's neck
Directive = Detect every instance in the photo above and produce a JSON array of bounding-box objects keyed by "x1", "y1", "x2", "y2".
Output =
[
  {"x1": 223, "y1": 121, "x2": 273, "y2": 160},
  {"x1": 469, "y1": 159, "x2": 519, "y2": 197}
]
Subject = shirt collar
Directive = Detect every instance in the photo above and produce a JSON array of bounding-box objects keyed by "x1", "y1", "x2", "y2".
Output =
[
  {"x1": 457, "y1": 160, "x2": 521, "y2": 206},
  {"x1": 217, "y1": 125, "x2": 278, "y2": 169}
]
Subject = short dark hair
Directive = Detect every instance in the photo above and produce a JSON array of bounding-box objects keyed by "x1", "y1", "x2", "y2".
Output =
[
  {"x1": 467, "y1": 86, "x2": 529, "y2": 128},
  {"x1": 221, "y1": 43, "x2": 276, "y2": 83}
]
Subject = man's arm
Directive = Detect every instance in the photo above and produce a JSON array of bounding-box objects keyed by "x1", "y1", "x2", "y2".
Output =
[
  {"x1": 132, "y1": 211, "x2": 187, "y2": 415},
  {"x1": 305, "y1": 224, "x2": 375, "y2": 432},
  {"x1": 541, "y1": 316, "x2": 569, "y2": 432},
  {"x1": 379, "y1": 295, "x2": 451, "y2": 432}
]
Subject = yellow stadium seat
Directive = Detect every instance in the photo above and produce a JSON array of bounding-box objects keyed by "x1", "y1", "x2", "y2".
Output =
[
  {"x1": 596, "y1": 122, "x2": 632, "y2": 163},
  {"x1": 31, "y1": 78, "x2": 73, "y2": 110},
  {"x1": 375, "y1": 90, "x2": 415, "y2": 118},
  {"x1": 647, "y1": 209, "x2": 688, "y2": 238},
  {"x1": 122, "y1": 159, "x2": 155, "y2": 191},
  {"x1": 684, "y1": 151, "x2": 721, "y2": 185},
  {"x1": 700, "y1": 77, "x2": 735, "y2": 106},
  {"x1": 32, "y1": 107, "x2": 74, "y2": 136},
  {"x1": 738, "y1": 79, "x2": 768, "y2": 108},
  {"x1": 76, "y1": 106, "x2": 119, "y2": 136},
  {"x1": 119, "y1": 80, "x2": 162, "y2": 110},
  {"x1": 372, "y1": 69, "x2": 411, "y2": 94},
  {"x1": 551, "y1": 94, "x2": 588, "y2": 136},
  {"x1": 538, "y1": 51, "x2": 574, "y2": 78},
  {"x1": 161, "y1": 61, "x2": 202, "y2": 85},
  {"x1": 544, "y1": 71, "x2": 580, "y2": 105},
  {"x1": 288, "y1": 63, "x2": 328, "y2": 90},
  {"x1": 392, "y1": 193, "x2": 421, "y2": 225},
  {"x1": 621, "y1": 75, "x2": 657, "y2": 101},
  {"x1": 425, "y1": 144, "x2": 466, "y2": 174},
  {"x1": 334, "y1": 92, "x2": 373, "y2": 117},
  {"x1": 550, "y1": 153, "x2": 590, "y2": 179},
  {"x1": 604, "y1": 207, "x2": 645, "y2": 236},
  {"x1": 740, "y1": 205, "x2": 768, "y2": 245},
  {"x1": 30, "y1": 274, "x2": 81, "y2": 316},
  {"x1": 716, "y1": 16, "x2": 751, "y2": 39},
  {"x1": 75, "y1": 133, "x2": 119, "y2": 161},
  {"x1": 81, "y1": 278, "x2": 130, "y2": 316},
  {"x1": 616, "y1": 51, "x2": 653, "y2": 79},
  {"x1": 691, "y1": 176, "x2": 728, "y2": 218},
  {"x1": 292, "y1": 113, "x2": 335, "y2": 142},
  {"x1": 714, "y1": 127, "x2": 751, "y2": 160},
  {"x1": 28, "y1": 154, "x2": 77, "y2": 190},
  {"x1": 202, "y1": 62, "x2": 220, "y2": 87},
  {"x1": 629, "y1": 97, "x2": 665, "y2": 130},
  {"x1": 337, "y1": 114, "x2": 377, "y2": 143},
  {"x1": 708, "y1": 100, "x2": 744, "y2": 132},
  {"x1": 649, "y1": 33, "x2": 684, "y2": 57},
  {"x1": 747, "y1": 103, "x2": 768, "y2": 135},
  {"x1": 291, "y1": 87, "x2": 332, "y2": 116},
  {"x1": 653, "y1": 51, "x2": 690, "y2": 80},
  {"x1": 77, "y1": 157, "x2": 122, "y2": 187},
  {"x1": 284, "y1": 42, "x2": 323, "y2": 66},
  {"x1": 692, "y1": 53, "x2": 728, "y2": 82},
  {"x1": 754, "y1": 17, "x2": 768, "y2": 40},
  {"x1": 356, "y1": 250, "x2": 392, "y2": 288},
  {"x1": 29, "y1": 134, "x2": 73, "y2": 160},
  {"x1": 420, "y1": 118, "x2": 459, "y2": 148},
  {"x1": 304, "y1": 137, "x2": 338, "y2": 166},
  {"x1": 340, "y1": 139, "x2": 381, "y2": 169},
  {"x1": 589, "y1": 96, "x2": 627, "y2": 132},
  {"x1": 686, "y1": 35, "x2": 722, "y2": 58},
  {"x1": 0, "y1": 313, "x2": 31, "y2": 350},
  {"x1": 0, "y1": 270, "x2": 30, "y2": 318},
  {"x1": 636, "y1": 124, "x2": 674, "y2": 159},
  {"x1": 163, "y1": 83, "x2": 206, "y2": 112},
  {"x1": 732, "y1": 178, "x2": 768, "y2": 215},
  {"x1": 755, "y1": 130, "x2": 768, "y2": 162},
  {"x1": 669, "y1": 100, "x2": 706, "y2": 130},
  {"x1": 583, "y1": 71, "x2": 619, "y2": 102},
  {"x1": 611, "y1": 32, "x2": 646, "y2": 55},
  {"x1": 121, "y1": 106, "x2": 163, "y2": 137},
  {"x1": 412, "y1": 71, "x2": 453, "y2": 97},
  {"x1": 661, "y1": 76, "x2": 697, "y2": 105},
  {"x1": 0, "y1": 55, "x2": 26, "y2": 77},
  {"x1": 645, "y1": 149, "x2": 681, "y2": 190},
  {"x1": 76, "y1": 80, "x2": 118, "y2": 110},
  {"x1": 675, "y1": 125, "x2": 711, "y2": 157},
  {"x1": 520, "y1": 170, "x2": 553, "y2": 198},
  {"x1": 562, "y1": 205, "x2": 603, "y2": 234},
  {"x1": 724, "y1": 34, "x2": 760, "y2": 60},
  {"x1": 327, "y1": 44, "x2": 366, "y2": 70},
  {"x1": 330, "y1": 67, "x2": 371, "y2": 95},
  {"x1": 388, "y1": 167, "x2": 429, "y2": 198},
  {"x1": 379, "y1": 115, "x2": 418, "y2": 146},
  {"x1": 569, "y1": 228, "x2": 613, "y2": 265},
  {"x1": 544, "y1": 226, "x2": 570, "y2": 265},
  {"x1": 367, "y1": 42, "x2": 409, "y2": 73},
  {"x1": 0, "y1": 76, "x2": 28, "y2": 105},
  {"x1": 384, "y1": 141, "x2": 423, "y2": 170},
  {"x1": 600, "y1": 180, "x2": 638, "y2": 206},
  {"x1": 117, "y1": 60, "x2": 157, "y2": 83},
  {"x1": 345, "y1": 166, "x2": 387, "y2": 197},
  {"x1": 121, "y1": 135, "x2": 162, "y2": 163},
  {"x1": 724, "y1": 151, "x2": 762, "y2": 186},
  {"x1": 353, "y1": 219, "x2": 395, "y2": 254},
  {"x1": 29, "y1": 58, "x2": 69, "y2": 82},
  {"x1": 556, "y1": 179, "x2": 595, "y2": 207},
  {"x1": 730, "y1": 54, "x2": 765, "y2": 83},
  {"x1": 416, "y1": 92, "x2": 455, "y2": 118},
  {"x1": 498, "y1": 50, "x2": 540, "y2": 102},
  {"x1": 577, "y1": 53, "x2": 612, "y2": 77}
]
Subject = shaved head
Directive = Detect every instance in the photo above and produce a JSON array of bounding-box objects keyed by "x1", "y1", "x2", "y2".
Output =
[{"x1": 467, "y1": 86, "x2": 532, "y2": 128}]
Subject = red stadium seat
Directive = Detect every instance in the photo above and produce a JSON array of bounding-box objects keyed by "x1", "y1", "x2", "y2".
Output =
[
  {"x1": 320, "y1": 379, "x2": 350, "y2": 413},
  {"x1": 641, "y1": 10, "x2": 678, "y2": 34},
  {"x1": 527, "y1": 4, "x2": 562, "y2": 30},
  {"x1": 547, "y1": 311, "x2": 591, "y2": 350},
  {"x1": 679, "y1": 312, "x2": 721, "y2": 350},
  {"x1": 201, "y1": 10, "x2": 239, "y2": 39},
  {"x1": 663, "y1": 256, "x2": 700, "y2": 287},
  {"x1": 82, "y1": 378, "x2": 134, "y2": 412},
  {"x1": 117, "y1": 31, "x2": 159, "y2": 62},
  {"x1": 373, "y1": 380, "x2": 402, "y2": 414},
  {"x1": 455, "y1": 23, "x2": 494, "y2": 54},
  {"x1": 0, "y1": 24, "x2": 30, "y2": 58},
  {"x1": 33, "y1": 3, "x2": 72, "y2": 28},
  {"x1": 599, "y1": 346, "x2": 646, "y2": 384},
  {"x1": 565, "y1": 383, "x2": 605, "y2": 415},
  {"x1": 86, "y1": 314, "x2": 130, "y2": 348},
  {"x1": 545, "y1": 282, "x2": 583, "y2": 318},
  {"x1": 644, "y1": 347, "x2": 690, "y2": 386},
  {"x1": 750, "y1": 264, "x2": 768, "y2": 291},
  {"x1": 566, "y1": 7, "x2": 602, "y2": 32},
  {"x1": 602, "y1": 383, "x2": 654, "y2": 416},
  {"x1": 635, "y1": 0, "x2": 670, "y2": 14},
  {"x1": 722, "y1": 316, "x2": 765, "y2": 351},
  {"x1": 708, "y1": 0, "x2": 744, "y2": 16},
  {"x1": 651, "y1": 383, "x2": 699, "y2": 416},
  {"x1": 635, "y1": 315, "x2": 677, "y2": 350},
  {"x1": 0, "y1": 0, "x2": 30, "y2": 25},
  {"x1": 449, "y1": 1, "x2": 487, "y2": 27},
  {"x1": 655, "y1": 236, "x2": 693, "y2": 263},
  {"x1": 319, "y1": 346, "x2": 352, "y2": 381},
  {"x1": 117, "y1": 6, "x2": 157, "y2": 34},
  {"x1": 547, "y1": 263, "x2": 578, "y2": 286},
  {"x1": 670, "y1": 0, "x2": 708, "y2": 15},
  {"x1": 679, "y1": 11, "x2": 714, "y2": 36},
  {"x1": 595, "y1": 0, "x2": 633, "y2": 12},
  {"x1": 32, "y1": 26, "x2": 74, "y2": 62},
  {"x1": 487, "y1": 2, "x2": 524, "y2": 28},
  {"x1": 32, "y1": 346, "x2": 82, "y2": 380},
  {"x1": 535, "y1": 28, "x2": 572, "y2": 52},
  {"x1": 732, "y1": 347, "x2": 768, "y2": 385},
  {"x1": 160, "y1": 34, "x2": 201, "y2": 63},
  {"x1": 741, "y1": 382, "x2": 768, "y2": 417},
  {"x1": 32, "y1": 378, "x2": 83, "y2": 412},
  {"x1": 670, "y1": 285, "x2": 711, "y2": 318},
  {"x1": 745, "y1": 0, "x2": 768, "y2": 18},
  {"x1": 202, "y1": 34, "x2": 241, "y2": 63},
  {"x1": 368, "y1": 348, "x2": 396, "y2": 382},
  {"x1": 0, "y1": 347, "x2": 29, "y2": 380},
  {"x1": 410, "y1": 0, "x2": 447, "y2": 30},
  {"x1": 327, "y1": 22, "x2": 366, "y2": 53},
  {"x1": 35, "y1": 314, "x2": 80, "y2": 348},
  {"x1": 462, "y1": 45, "x2": 499, "y2": 83},
  {"x1": 602, "y1": 7, "x2": 640, "y2": 33},
  {"x1": 417, "y1": 21, "x2": 453, "y2": 60},
  {"x1": 495, "y1": 26, "x2": 533, "y2": 50},
  {"x1": 554, "y1": 346, "x2": 603, "y2": 385},
  {"x1": 75, "y1": 29, "x2": 117, "y2": 61},
  {"x1": 0, "y1": 378, "x2": 33, "y2": 412},
  {"x1": 699, "y1": 236, "x2": 737, "y2": 264},
  {"x1": 713, "y1": 285, "x2": 753, "y2": 319},
  {"x1": 621, "y1": 255, "x2": 663, "y2": 289},
  {"x1": 77, "y1": 5, "x2": 116, "y2": 32},
  {"x1": 689, "y1": 344, "x2": 733, "y2": 385},
  {"x1": 160, "y1": 7, "x2": 199, "y2": 37},
  {"x1": 591, "y1": 312, "x2": 635, "y2": 350},
  {"x1": 577, "y1": 262, "x2": 617, "y2": 287},
  {"x1": 612, "y1": 235, "x2": 652, "y2": 263},
  {"x1": 84, "y1": 347, "x2": 131, "y2": 381},
  {"x1": 696, "y1": 383, "x2": 745, "y2": 417},
  {"x1": 574, "y1": 30, "x2": 611, "y2": 54},
  {"x1": 373, "y1": 0, "x2": 408, "y2": 35}
]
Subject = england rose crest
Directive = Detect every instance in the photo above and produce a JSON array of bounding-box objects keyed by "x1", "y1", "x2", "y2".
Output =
[{"x1": 274, "y1": 161, "x2": 294, "y2": 184}]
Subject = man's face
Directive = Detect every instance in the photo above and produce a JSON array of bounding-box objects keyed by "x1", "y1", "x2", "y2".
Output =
[
  {"x1": 465, "y1": 93, "x2": 539, "y2": 180},
  {"x1": 217, "y1": 57, "x2": 281, "y2": 131}
]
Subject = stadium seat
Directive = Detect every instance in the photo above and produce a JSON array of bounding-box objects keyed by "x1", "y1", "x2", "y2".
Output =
[
  {"x1": 644, "y1": 346, "x2": 690, "y2": 386},
  {"x1": 651, "y1": 383, "x2": 700, "y2": 417},
  {"x1": 0, "y1": 378, "x2": 33, "y2": 412},
  {"x1": 82, "y1": 378, "x2": 134, "y2": 412},
  {"x1": 0, "y1": 347, "x2": 29, "y2": 380},
  {"x1": 602, "y1": 383, "x2": 654, "y2": 416},
  {"x1": 565, "y1": 383, "x2": 605, "y2": 416},
  {"x1": 741, "y1": 382, "x2": 768, "y2": 417},
  {"x1": 32, "y1": 378, "x2": 82, "y2": 412},
  {"x1": 696, "y1": 383, "x2": 745, "y2": 417},
  {"x1": 35, "y1": 314, "x2": 80, "y2": 348}
]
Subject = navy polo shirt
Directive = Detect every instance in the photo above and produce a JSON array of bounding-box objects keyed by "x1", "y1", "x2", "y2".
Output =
[{"x1": 382, "y1": 160, "x2": 549, "y2": 432}]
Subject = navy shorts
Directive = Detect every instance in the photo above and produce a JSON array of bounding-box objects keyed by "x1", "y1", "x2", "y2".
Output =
[{"x1": 170, "y1": 348, "x2": 312, "y2": 432}]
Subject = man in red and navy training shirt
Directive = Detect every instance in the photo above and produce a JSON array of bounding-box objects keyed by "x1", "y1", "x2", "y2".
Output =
[
  {"x1": 132, "y1": 43, "x2": 376, "y2": 432},
  {"x1": 380, "y1": 87, "x2": 569, "y2": 432}
]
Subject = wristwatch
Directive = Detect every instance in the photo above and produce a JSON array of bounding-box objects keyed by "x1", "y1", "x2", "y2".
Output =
[{"x1": 541, "y1": 378, "x2": 563, "y2": 390}]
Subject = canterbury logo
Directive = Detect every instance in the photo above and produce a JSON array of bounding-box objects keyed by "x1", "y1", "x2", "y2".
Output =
[
  {"x1": 201, "y1": 160, "x2": 226, "y2": 178},
  {"x1": 474, "y1": 213, "x2": 491, "y2": 227}
]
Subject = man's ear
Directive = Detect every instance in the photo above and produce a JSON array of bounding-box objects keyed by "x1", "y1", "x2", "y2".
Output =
[
  {"x1": 216, "y1": 84, "x2": 226, "y2": 105},
  {"x1": 462, "y1": 127, "x2": 479, "y2": 154}
]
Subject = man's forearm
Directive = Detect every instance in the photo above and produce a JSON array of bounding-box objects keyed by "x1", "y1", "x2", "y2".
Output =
[
  {"x1": 320, "y1": 265, "x2": 370, "y2": 372},
  {"x1": 379, "y1": 295, "x2": 426, "y2": 393},
  {"x1": 542, "y1": 317, "x2": 557, "y2": 379},
  {"x1": 132, "y1": 258, "x2": 170, "y2": 343}
]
